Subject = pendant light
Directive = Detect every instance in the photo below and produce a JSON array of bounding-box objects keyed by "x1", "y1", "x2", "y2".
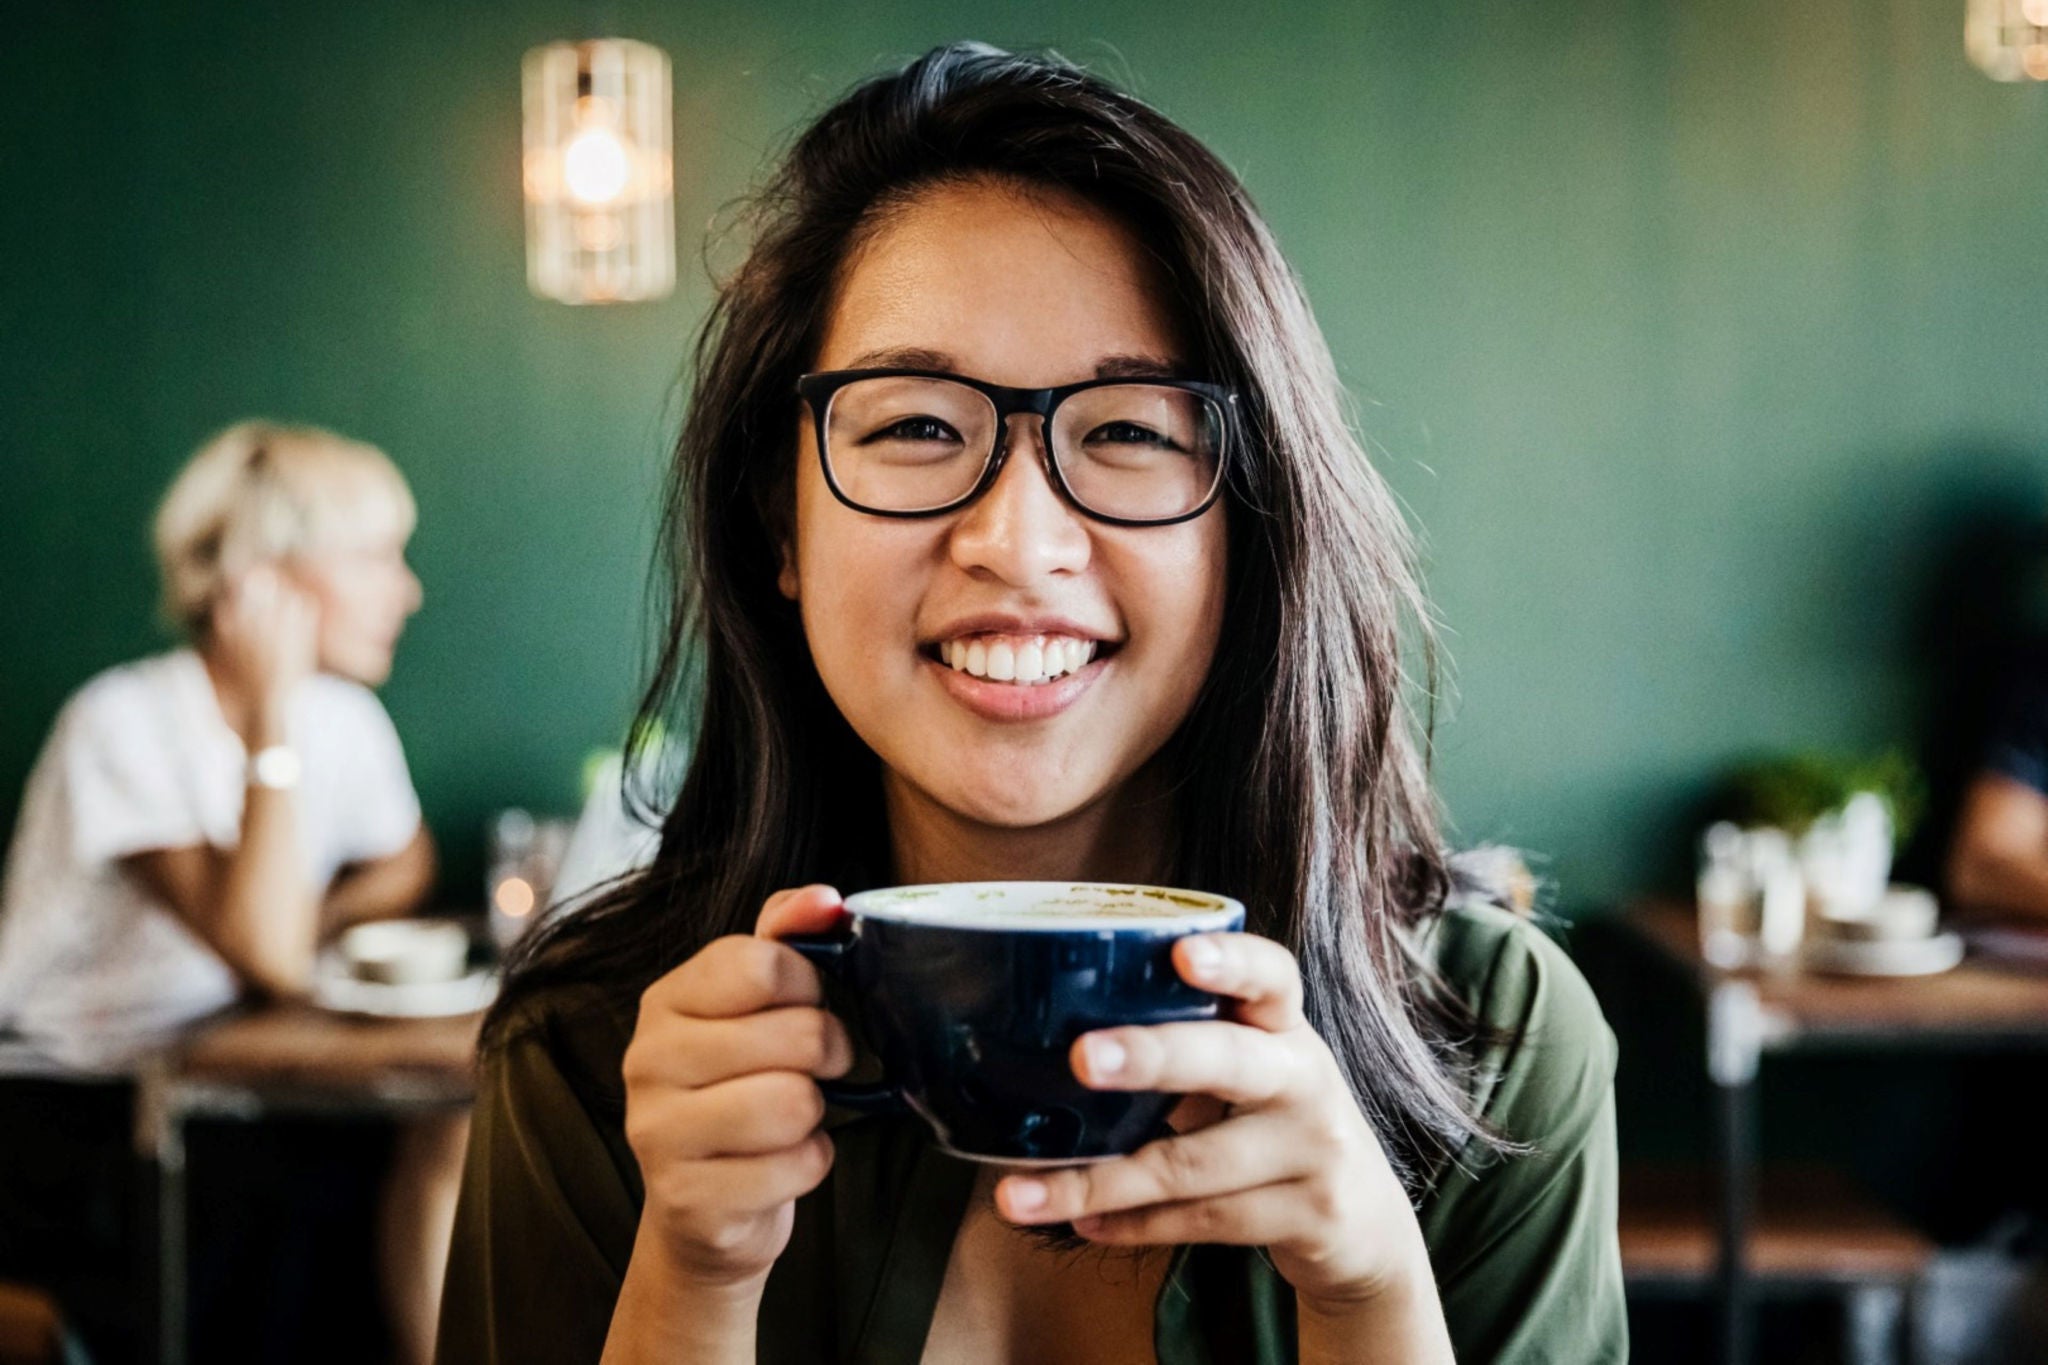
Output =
[
  {"x1": 1967, "y1": 0, "x2": 2048, "y2": 81},
  {"x1": 522, "y1": 39, "x2": 675, "y2": 304}
]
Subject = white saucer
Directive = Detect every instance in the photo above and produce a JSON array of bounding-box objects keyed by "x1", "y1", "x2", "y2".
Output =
[
  {"x1": 1802, "y1": 932, "x2": 1965, "y2": 978},
  {"x1": 311, "y1": 952, "x2": 499, "y2": 1018}
]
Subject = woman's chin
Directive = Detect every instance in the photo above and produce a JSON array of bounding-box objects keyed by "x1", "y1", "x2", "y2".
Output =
[
  {"x1": 920, "y1": 773, "x2": 1101, "y2": 833},
  {"x1": 323, "y1": 647, "x2": 395, "y2": 687}
]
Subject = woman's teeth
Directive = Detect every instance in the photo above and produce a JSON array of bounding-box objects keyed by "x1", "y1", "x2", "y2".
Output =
[{"x1": 939, "y1": 634, "x2": 1099, "y2": 684}]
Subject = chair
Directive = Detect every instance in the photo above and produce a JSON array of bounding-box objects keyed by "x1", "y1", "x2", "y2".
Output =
[
  {"x1": 0, "y1": 1280, "x2": 88, "y2": 1365},
  {"x1": 0, "y1": 1042, "x2": 143, "y2": 1365},
  {"x1": 1621, "y1": 1163, "x2": 1935, "y2": 1365}
]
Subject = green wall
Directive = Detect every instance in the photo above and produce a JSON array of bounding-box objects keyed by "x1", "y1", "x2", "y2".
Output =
[{"x1": 4, "y1": 0, "x2": 2045, "y2": 908}]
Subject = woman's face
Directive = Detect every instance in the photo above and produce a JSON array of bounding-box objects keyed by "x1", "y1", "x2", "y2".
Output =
[
  {"x1": 291, "y1": 530, "x2": 422, "y2": 686},
  {"x1": 784, "y1": 178, "x2": 1228, "y2": 830}
]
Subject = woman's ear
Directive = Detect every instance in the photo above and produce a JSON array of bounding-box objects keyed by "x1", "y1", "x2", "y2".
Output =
[
  {"x1": 776, "y1": 538, "x2": 799, "y2": 601},
  {"x1": 761, "y1": 446, "x2": 801, "y2": 601}
]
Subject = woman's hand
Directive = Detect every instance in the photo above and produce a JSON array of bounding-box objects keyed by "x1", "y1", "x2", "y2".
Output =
[
  {"x1": 992, "y1": 934, "x2": 1440, "y2": 1319},
  {"x1": 618, "y1": 886, "x2": 855, "y2": 1291},
  {"x1": 212, "y1": 565, "x2": 319, "y2": 735}
]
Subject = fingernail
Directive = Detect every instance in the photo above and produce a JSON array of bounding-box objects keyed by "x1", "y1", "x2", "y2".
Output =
[
  {"x1": 1083, "y1": 1034, "x2": 1126, "y2": 1078},
  {"x1": 1183, "y1": 937, "x2": 1222, "y2": 979},
  {"x1": 1073, "y1": 1215, "x2": 1103, "y2": 1236},
  {"x1": 1005, "y1": 1179, "x2": 1046, "y2": 1215}
]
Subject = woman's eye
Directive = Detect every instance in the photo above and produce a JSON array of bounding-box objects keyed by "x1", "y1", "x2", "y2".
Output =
[
  {"x1": 1087, "y1": 421, "x2": 1181, "y2": 450},
  {"x1": 866, "y1": 416, "x2": 961, "y2": 444}
]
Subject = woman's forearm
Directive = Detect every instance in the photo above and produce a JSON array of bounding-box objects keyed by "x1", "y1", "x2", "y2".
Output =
[
  {"x1": 321, "y1": 828, "x2": 437, "y2": 937},
  {"x1": 1296, "y1": 1248, "x2": 1454, "y2": 1365},
  {"x1": 215, "y1": 784, "x2": 320, "y2": 993},
  {"x1": 601, "y1": 1220, "x2": 763, "y2": 1365},
  {"x1": 213, "y1": 706, "x2": 321, "y2": 994},
  {"x1": 1947, "y1": 776, "x2": 2048, "y2": 921},
  {"x1": 1950, "y1": 842, "x2": 2048, "y2": 921}
]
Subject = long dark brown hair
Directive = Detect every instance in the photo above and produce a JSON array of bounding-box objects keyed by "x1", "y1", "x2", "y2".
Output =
[{"x1": 490, "y1": 40, "x2": 1507, "y2": 1191}]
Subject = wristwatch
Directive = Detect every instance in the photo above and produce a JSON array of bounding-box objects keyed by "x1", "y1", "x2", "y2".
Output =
[{"x1": 248, "y1": 744, "x2": 303, "y2": 791}]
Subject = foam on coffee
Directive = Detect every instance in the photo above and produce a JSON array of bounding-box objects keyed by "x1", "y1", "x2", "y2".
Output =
[{"x1": 847, "y1": 882, "x2": 1243, "y2": 932}]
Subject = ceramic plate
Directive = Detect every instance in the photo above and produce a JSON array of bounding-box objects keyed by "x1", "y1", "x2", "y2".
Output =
[
  {"x1": 310, "y1": 952, "x2": 499, "y2": 1018},
  {"x1": 1802, "y1": 931, "x2": 1965, "y2": 978}
]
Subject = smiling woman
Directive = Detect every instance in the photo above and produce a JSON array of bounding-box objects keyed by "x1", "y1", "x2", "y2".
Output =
[
  {"x1": 439, "y1": 41, "x2": 1624, "y2": 1365},
  {"x1": 783, "y1": 177, "x2": 1229, "y2": 825}
]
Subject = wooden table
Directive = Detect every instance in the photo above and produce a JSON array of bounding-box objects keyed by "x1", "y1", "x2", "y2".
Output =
[
  {"x1": 133, "y1": 1003, "x2": 482, "y2": 1365},
  {"x1": 1620, "y1": 900, "x2": 2048, "y2": 1365}
]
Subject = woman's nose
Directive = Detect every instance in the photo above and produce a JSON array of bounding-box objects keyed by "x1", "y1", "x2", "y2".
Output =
[{"x1": 946, "y1": 415, "x2": 1092, "y2": 584}]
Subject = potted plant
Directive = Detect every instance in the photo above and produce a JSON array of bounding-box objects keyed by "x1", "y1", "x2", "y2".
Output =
[{"x1": 1713, "y1": 749, "x2": 1927, "y2": 925}]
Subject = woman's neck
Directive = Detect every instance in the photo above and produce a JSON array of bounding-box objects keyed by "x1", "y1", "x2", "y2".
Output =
[{"x1": 883, "y1": 763, "x2": 1175, "y2": 886}]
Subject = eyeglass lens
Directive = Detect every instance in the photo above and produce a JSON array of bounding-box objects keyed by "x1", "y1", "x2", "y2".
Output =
[{"x1": 822, "y1": 376, "x2": 1223, "y2": 521}]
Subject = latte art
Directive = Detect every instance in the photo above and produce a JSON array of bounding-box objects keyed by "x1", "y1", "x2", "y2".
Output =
[
  {"x1": 849, "y1": 881, "x2": 1238, "y2": 932},
  {"x1": 948, "y1": 899, "x2": 1197, "y2": 921}
]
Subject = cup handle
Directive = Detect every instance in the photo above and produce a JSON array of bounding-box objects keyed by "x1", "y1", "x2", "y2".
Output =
[{"x1": 784, "y1": 931, "x2": 903, "y2": 1114}]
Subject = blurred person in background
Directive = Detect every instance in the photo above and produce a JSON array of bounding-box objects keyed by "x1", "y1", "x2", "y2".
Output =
[
  {"x1": 1948, "y1": 661, "x2": 2048, "y2": 921},
  {"x1": 0, "y1": 421, "x2": 458, "y2": 1365}
]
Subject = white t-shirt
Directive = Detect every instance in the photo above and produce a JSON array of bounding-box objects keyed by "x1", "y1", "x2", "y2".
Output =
[{"x1": 0, "y1": 649, "x2": 422, "y2": 1068}]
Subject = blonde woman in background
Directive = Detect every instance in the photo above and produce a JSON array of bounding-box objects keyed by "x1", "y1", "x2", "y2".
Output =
[{"x1": 0, "y1": 421, "x2": 460, "y2": 1365}]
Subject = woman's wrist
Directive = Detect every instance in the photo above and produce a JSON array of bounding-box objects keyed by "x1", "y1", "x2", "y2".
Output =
[
  {"x1": 1295, "y1": 1251, "x2": 1451, "y2": 1365},
  {"x1": 250, "y1": 694, "x2": 295, "y2": 751},
  {"x1": 603, "y1": 1218, "x2": 767, "y2": 1365},
  {"x1": 1293, "y1": 1223, "x2": 1449, "y2": 1365}
]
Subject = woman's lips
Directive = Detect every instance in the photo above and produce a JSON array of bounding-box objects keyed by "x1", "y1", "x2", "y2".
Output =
[{"x1": 921, "y1": 649, "x2": 1105, "y2": 721}]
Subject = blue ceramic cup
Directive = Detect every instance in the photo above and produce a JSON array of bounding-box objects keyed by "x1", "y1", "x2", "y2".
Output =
[{"x1": 787, "y1": 881, "x2": 1246, "y2": 1165}]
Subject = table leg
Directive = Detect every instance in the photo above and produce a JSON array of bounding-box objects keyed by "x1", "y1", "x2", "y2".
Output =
[
  {"x1": 1708, "y1": 981, "x2": 1765, "y2": 1365},
  {"x1": 159, "y1": 1122, "x2": 186, "y2": 1365},
  {"x1": 1843, "y1": 1282, "x2": 1905, "y2": 1365},
  {"x1": 1716, "y1": 1071, "x2": 1756, "y2": 1365},
  {"x1": 133, "y1": 1068, "x2": 186, "y2": 1365}
]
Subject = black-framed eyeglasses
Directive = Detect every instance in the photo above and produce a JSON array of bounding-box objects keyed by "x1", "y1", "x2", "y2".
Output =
[{"x1": 795, "y1": 368, "x2": 1237, "y2": 527}]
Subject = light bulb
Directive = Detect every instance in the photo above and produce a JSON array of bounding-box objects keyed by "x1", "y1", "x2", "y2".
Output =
[
  {"x1": 494, "y1": 876, "x2": 536, "y2": 918},
  {"x1": 575, "y1": 214, "x2": 623, "y2": 250},
  {"x1": 524, "y1": 38, "x2": 674, "y2": 302},
  {"x1": 564, "y1": 128, "x2": 631, "y2": 206}
]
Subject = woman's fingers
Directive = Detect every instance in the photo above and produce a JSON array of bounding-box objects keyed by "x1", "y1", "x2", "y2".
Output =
[
  {"x1": 1173, "y1": 932, "x2": 1305, "y2": 1032},
  {"x1": 756, "y1": 884, "x2": 846, "y2": 940},
  {"x1": 637, "y1": 1005, "x2": 855, "y2": 1088},
  {"x1": 684, "y1": 1071, "x2": 830, "y2": 1155},
  {"x1": 638, "y1": 888, "x2": 846, "y2": 1027},
  {"x1": 619, "y1": 887, "x2": 867, "y2": 1289},
  {"x1": 1070, "y1": 1183, "x2": 1311, "y2": 1249},
  {"x1": 646, "y1": 1133, "x2": 837, "y2": 1215},
  {"x1": 627, "y1": 1070, "x2": 828, "y2": 1160},
  {"x1": 997, "y1": 1111, "x2": 1307, "y2": 1225},
  {"x1": 1071, "y1": 1019, "x2": 1311, "y2": 1105},
  {"x1": 234, "y1": 566, "x2": 278, "y2": 609},
  {"x1": 640, "y1": 934, "x2": 826, "y2": 1023}
]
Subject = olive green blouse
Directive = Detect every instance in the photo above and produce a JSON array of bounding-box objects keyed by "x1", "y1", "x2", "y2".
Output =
[{"x1": 437, "y1": 899, "x2": 1626, "y2": 1363}]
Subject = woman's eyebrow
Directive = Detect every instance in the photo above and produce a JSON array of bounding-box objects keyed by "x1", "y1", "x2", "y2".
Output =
[
  {"x1": 1091, "y1": 353, "x2": 1187, "y2": 380},
  {"x1": 839, "y1": 346, "x2": 1189, "y2": 380},
  {"x1": 845, "y1": 345, "x2": 955, "y2": 371}
]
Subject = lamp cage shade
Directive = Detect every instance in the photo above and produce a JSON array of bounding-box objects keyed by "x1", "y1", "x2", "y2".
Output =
[
  {"x1": 523, "y1": 39, "x2": 675, "y2": 303},
  {"x1": 1967, "y1": 0, "x2": 2048, "y2": 80}
]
